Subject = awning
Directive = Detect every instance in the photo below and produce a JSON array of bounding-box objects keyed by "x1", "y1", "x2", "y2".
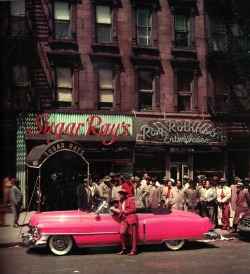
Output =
[{"x1": 26, "y1": 140, "x2": 87, "y2": 168}]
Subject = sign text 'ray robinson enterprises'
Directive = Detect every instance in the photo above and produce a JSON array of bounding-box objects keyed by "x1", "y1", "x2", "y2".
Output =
[
  {"x1": 135, "y1": 119, "x2": 227, "y2": 145},
  {"x1": 26, "y1": 114, "x2": 132, "y2": 145}
]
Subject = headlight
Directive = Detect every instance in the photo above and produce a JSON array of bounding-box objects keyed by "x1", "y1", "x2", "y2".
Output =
[
  {"x1": 33, "y1": 224, "x2": 40, "y2": 237},
  {"x1": 239, "y1": 213, "x2": 244, "y2": 219}
]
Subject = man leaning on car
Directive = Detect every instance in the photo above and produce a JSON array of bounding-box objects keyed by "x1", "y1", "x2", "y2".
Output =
[{"x1": 110, "y1": 188, "x2": 138, "y2": 256}]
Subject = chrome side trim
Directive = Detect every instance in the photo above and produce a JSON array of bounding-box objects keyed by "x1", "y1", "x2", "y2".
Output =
[{"x1": 41, "y1": 231, "x2": 120, "y2": 236}]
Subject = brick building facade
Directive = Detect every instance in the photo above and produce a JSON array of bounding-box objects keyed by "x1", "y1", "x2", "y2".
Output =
[{"x1": 0, "y1": 0, "x2": 249, "y2": 207}]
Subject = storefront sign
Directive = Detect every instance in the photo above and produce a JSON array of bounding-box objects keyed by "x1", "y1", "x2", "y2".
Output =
[
  {"x1": 43, "y1": 141, "x2": 84, "y2": 159},
  {"x1": 26, "y1": 114, "x2": 132, "y2": 146},
  {"x1": 135, "y1": 119, "x2": 226, "y2": 145}
]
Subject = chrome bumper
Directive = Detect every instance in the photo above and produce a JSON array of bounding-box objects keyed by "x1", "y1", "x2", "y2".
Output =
[
  {"x1": 204, "y1": 229, "x2": 219, "y2": 240},
  {"x1": 21, "y1": 232, "x2": 49, "y2": 248}
]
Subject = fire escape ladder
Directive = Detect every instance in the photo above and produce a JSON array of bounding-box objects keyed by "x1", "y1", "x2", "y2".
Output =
[{"x1": 26, "y1": 0, "x2": 55, "y2": 110}]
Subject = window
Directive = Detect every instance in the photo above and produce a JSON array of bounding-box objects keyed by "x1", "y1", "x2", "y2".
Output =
[
  {"x1": 54, "y1": 1, "x2": 70, "y2": 39},
  {"x1": 12, "y1": 65, "x2": 28, "y2": 86},
  {"x1": 214, "y1": 77, "x2": 227, "y2": 112},
  {"x1": 211, "y1": 18, "x2": 227, "y2": 51},
  {"x1": 96, "y1": 5, "x2": 112, "y2": 43},
  {"x1": 177, "y1": 72, "x2": 193, "y2": 112},
  {"x1": 10, "y1": 0, "x2": 26, "y2": 37},
  {"x1": 56, "y1": 67, "x2": 73, "y2": 108},
  {"x1": 138, "y1": 71, "x2": 155, "y2": 111},
  {"x1": 98, "y1": 69, "x2": 114, "y2": 109},
  {"x1": 136, "y1": 9, "x2": 152, "y2": 45},
  {"x1": 175, "y1": 14, "x2": 190, "y2": 48}
]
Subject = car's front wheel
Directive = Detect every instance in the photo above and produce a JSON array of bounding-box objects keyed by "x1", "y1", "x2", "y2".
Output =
[
  {"x1": 49, "y1": 235, "x2": 73, "y2": 255},
  {"x1": 164, "y1": 240, "x2": 185, "y2": 251}
]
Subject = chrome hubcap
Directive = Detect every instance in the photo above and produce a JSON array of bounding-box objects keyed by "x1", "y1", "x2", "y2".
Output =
[
  {"x1": 168, "y1": 240, "x2": 181, "y2": 246},
  {"x1": 53, "y1": 236, "x2": 68, "y2": 250}
]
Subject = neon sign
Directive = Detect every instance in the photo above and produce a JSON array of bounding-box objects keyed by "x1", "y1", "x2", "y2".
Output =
[
  {"x1": 27, "y1": 114, "x2": 131, "y2": 145},
  {"x1": 136, "y1": 119, "x2": 226, "y2": 145}
]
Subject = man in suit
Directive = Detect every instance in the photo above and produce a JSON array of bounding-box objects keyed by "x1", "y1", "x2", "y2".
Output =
[
  {"x1": 148, "y1": 177, "x2": 161, "y2": 208},
  {"x1": 98, "y1": 176, "x2": 112, "y2": 203},
  {"x1": 134, "y1": 176, "x2": 148, "y2": 208},
  {"x1": 232, "y1": 182, "x2": 250, "y2": 232},
  {"x1": 111, "y1": 188, "x2": 137, "y2": 256},
  {"x1": 183, "y1": 180, "x2": 200, "y2": 214},
  {"x1": 200, "y1": 181, "x2": 217, "y2": 224},
  {"x1": 32, "y1": 185, "x2": 41, "y2": 211},
  {"x1": 111, "y1": 177, "x2": 122, "y2": 200},
  {"x1": 162, "y1": 180, "x2": 173, "y2": 208},
  {"x1": 77, "y1": 178, "x2": 91, "y2": 211},
  {"x1": 10, "y1": 178, "x2": 23, "y2": 228},
  {"x1": 217, "y1": 178, "x2": 231, "y2": 231},
  {"x1": 170, "y1": 180, "x2": 184, "y2": 210}
]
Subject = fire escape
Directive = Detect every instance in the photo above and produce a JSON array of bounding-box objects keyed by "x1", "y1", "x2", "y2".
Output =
[
  {"x1": 26, "y1": 0, "x2": 55, "y2": 110},
  {"x1": 205, "y1": 0, "x2": 250, "y2": 141}
]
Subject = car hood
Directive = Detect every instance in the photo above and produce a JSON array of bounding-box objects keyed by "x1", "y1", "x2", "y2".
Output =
[{"x1": 29, "y1": 210, "x2": 84, "y2": 227}]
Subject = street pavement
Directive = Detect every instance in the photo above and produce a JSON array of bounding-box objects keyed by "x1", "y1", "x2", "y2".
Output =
[{"x1": 0, "y1": 212, "x2": 249, "y2": 274}]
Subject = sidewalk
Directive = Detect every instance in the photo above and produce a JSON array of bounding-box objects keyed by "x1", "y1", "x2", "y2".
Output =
[
  {"x1": 0, "y1": 211, "x2": 35, "y2": 246},
  {"x1": 0, "y1": 211, "x2": 239, "y2": 246}
]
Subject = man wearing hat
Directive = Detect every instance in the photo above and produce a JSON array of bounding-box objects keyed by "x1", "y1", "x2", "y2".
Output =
[
  {"x1": 182, "y1": 175, "x2": 190, "y2": 190},
  {"x1": 98, "y1": 176, "x2": 112, "y2": 203},
  {"x1": 116, "y1": 188, "x2": 137, "y2": 256},
  {"x1": 77, "y1": 178, "x2": 92, "y2": 212},
  {"x1": 148, "y1": 177, "x2": 161, "y2": 208},
  {"x1": 217, "y1": 178, "x2": 231, "y2": 231},
  {"x1": 183, "y1": 180, "x2": 200, "y2": 214},
  {"x1": 10, "y1": 178, "x2": 23, "y2": 228},
  {"x1": 232, "y1": 182, "x2": 250, "y2": 232},
  {"x1": 162, "y1": 180, "x2": 173, "y2": 209},
  {"x1": 111, "y1": 177, "x2": 122, "y2": 200},
  {"x1": 134, "y1": 177, "x2": 148, "y2": 208},
  {"x1": 121, "y1": 176, "x2": 135, "y2": 198},
  {"x1": 170, "y1": 180, "x2": 184, "y2": 210}
]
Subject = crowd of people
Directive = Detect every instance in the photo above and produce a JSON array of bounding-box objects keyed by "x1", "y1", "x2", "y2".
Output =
[
  {"x1": 77, "y1": 173, "x2": 250, "y2": 233},
  {"x1": 1, "y1": 173, "x2": 250, "y2": 234}
]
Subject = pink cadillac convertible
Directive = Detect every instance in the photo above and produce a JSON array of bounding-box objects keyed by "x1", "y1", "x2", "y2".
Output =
[{"x1": 22, "y1": 199, "x2": 218, "y2": 255}]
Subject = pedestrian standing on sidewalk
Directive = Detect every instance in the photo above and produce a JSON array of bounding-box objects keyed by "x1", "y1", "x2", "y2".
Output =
[
  {"x1": 170, "y1": 180, "x2": 184, "y2": 210},
  {"x1": 217, "y1": 178, "x2": 231, "y2": 231},
  {"x1": 232, "y1": 182, "x2": 250, "y2": 232},
  {"x1": 111, "y1": 177, "x2": 122, "y2": 200},
  {"x1": 148, "y1": 177, "x2": 161, "y2": 208},
  {"x1": 134, "y1": 176, "x2": 148, "y2": 208},
  {"x1": 162, "y1": 180, "x2": 173, "y2": 208},
  {"x1": 98, "y1": 176, "x2": 112, "y2": 203},
  {"x1": 10, "y1": 178, "x2": 23, "y2": 228},
  {"x1": 122, "y1": 176, "x2": 135, "y2": 198},
  {"x1": 200, "y1": 181, "x2": 217, "y2": 224},
  {"x1": 183, "y1": 180, "x2": 200, "y2": 214},
  {"x1": 212, "y1": 176, "x2": 219, "y2": 227}
]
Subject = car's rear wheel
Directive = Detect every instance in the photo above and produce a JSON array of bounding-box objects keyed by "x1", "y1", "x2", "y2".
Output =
[
  {"x1": 49, "y1": 235, "x2": 73, "y2": 255},
  {"x1": 164, "y1": 240, "x2": 185, "y2": 251}
]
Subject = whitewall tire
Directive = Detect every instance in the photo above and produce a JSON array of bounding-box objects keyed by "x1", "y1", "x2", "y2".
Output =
[
  {"x1": 49, "y1": 235, "x2": 73, "y2": 255},
  {"x1": 164, "y1": 240, "x2": 185, "y2": 251}
]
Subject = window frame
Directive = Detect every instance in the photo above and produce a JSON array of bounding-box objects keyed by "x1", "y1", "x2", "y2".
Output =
[
  {"x1": 138, "y1": 70, "x2": 155, "y2": 111},
  {"x1": 55, "y1": 66, "x2": 73, "y2": 108},
  {"x1": 177, "y1": 71, "x2": 193, "y2": 112},
  {"x1": 12, "y1": 65, "x2": 28, "y2": 87},
  {"x1": 136, "y1": 9, "x2": 153, "y2": 46},
  {"x1": 98, "y1": 68, "x2": 115, "y2": 110},
  {"x1": 10, "y1": 0, "x2": 26, "y2": 37},
  {"x1": 174, "y1": 13, "x2": 190, "y2": 49},
  {"x1": 95, "y1": 5, "x2": 113, "y2": 43},
  {"x1": 53, "y1": 1, "x2": 71, "y2": 40}
]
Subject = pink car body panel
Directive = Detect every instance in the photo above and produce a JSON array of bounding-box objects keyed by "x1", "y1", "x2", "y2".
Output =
[{"x1": 28, "y1": 209, "x2": 214, "y2": 247}]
